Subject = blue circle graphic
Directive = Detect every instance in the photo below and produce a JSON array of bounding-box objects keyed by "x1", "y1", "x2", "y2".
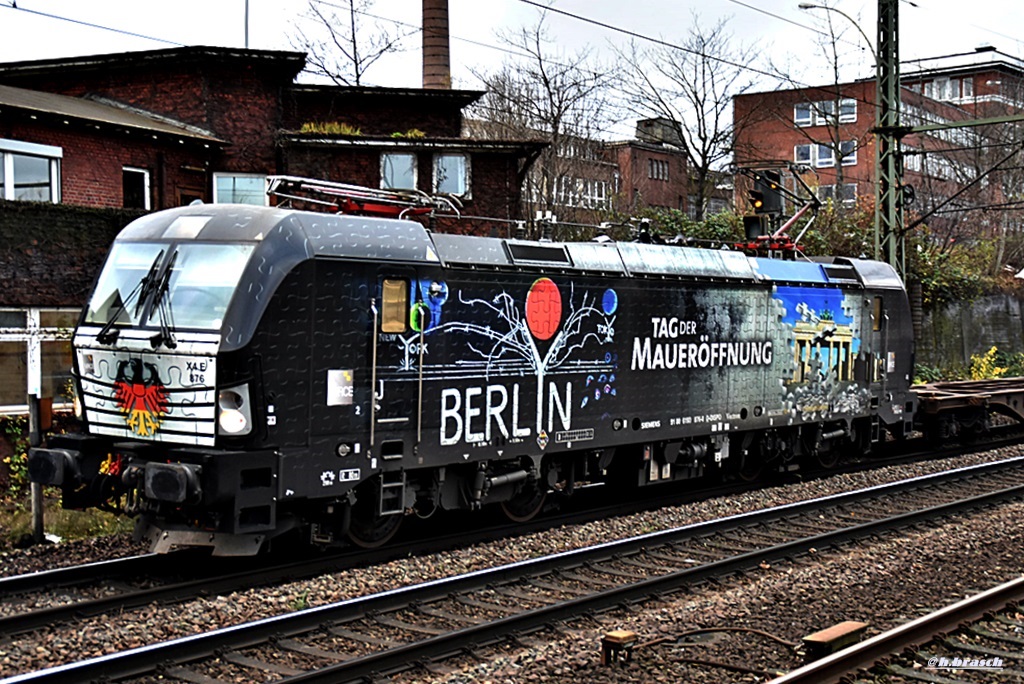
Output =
[{"x1": 602, "y1": 288, "x2": 618, "y2": 315}]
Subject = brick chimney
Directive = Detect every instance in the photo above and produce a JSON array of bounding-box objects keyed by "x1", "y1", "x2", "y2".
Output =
[{"x1": 422, "y1": 0, "x2": 451, "y2": 89}]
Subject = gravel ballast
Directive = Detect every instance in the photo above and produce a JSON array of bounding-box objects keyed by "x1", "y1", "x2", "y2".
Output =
[
  {"x1": 1, "y1": 447, "x2": 1022, "y2": 678},
  {"x1": 399, "y1": 499, "x2": 1024, "y2": 683}
]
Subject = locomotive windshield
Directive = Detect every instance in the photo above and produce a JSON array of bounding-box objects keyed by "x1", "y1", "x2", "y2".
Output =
[{"x1": 85, "y1": 241, "x2": 255, "y2": 331}]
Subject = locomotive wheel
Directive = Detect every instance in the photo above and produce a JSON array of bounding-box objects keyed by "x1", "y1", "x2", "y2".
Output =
[
  {"x1": 737, "y1": 453, "x2": 763, "y2": 482},
  {"x1": 815, "y1": 448, "x2": 840, "y2": 469},
  {"x1": 499, "y1": 482, "x2": 548, "y2": 523},
  {"x1": 347, "y1": 511, "x2": 403, "y2": 548}
]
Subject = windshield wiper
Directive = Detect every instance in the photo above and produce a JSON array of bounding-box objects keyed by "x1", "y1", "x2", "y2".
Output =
[
  {"x1": 96, "y1": 249, "x2": 164, "y2": 346},
  {"x1": 149, "y1": 250, "x2": 178, "y2": 350}
]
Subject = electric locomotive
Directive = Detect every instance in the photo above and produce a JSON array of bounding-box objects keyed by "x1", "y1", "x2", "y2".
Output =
[{"x1": 29, "y1": 180, "x2": 917, "y2": 555}]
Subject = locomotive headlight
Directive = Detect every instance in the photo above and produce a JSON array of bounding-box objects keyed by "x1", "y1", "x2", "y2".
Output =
[{"x1": 218, "y1": 384, "x2": 252, "y2": 436}]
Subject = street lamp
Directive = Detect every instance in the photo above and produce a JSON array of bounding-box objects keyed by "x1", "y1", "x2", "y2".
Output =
[
  {"x1": 798, "y1": 3, "x2": 877, "y2": 64},
  {"x1": 800, "y1": 1, "x2": 906, "y2": 278}
]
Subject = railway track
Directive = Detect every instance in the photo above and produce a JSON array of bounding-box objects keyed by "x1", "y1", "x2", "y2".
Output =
[
  {"x1": 774, "y1": 575, "x2": 1024, "y2": 683},
  {"x1": 0, "y1": 472, "x2": 778, "y2": 637},
  {"x1": 5, "y1": 455, "x2": 1024, "y2": 683},
  {"x1": 2, "y1": 430, "x2": 1016, "y2": 641}
]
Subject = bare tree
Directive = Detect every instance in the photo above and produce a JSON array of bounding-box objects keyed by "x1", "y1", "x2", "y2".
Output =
[
  {"x1": 617, "y1": 14, "x2": 760, "y2": 220},
  {"x1": 783, "y1": 10, "x2": 874, "y2": 215},
  {"x1": 468, "y1": 17, "x2": 618, "y2": 229},
  {"x1": 291, "y1": 0, "x2": 413, "y2": 86}
]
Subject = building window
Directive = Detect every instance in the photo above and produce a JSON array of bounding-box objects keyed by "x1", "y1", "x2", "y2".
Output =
[
  {"x1": 648, "y1": 159, "x2": 669, "y2": 181},
  {"x1": 838, "y1": 98, "x2": 857, "y2": 123},
  {"x1": 552, "y1": 176, "x2": 612, "y2": 209},
  {"x1": 0, "y1": 138, "x2": 62, "y2": 203},
  {"x1": 794, "y1": 102, "x2": 812, "y2": 126},
  {"x1": 0, "y1": 308, "x2": 77, "y2": 412},
  {"x1": 903, "y1": 147, "x2": 922, "y2": 172},
  {"x1": 797, "y1": 98, "x2": 857, "y2": 127},
  {"x1": 840, "y1": 140, "x2": 857, "y2": 166},
  {"x1": 795, "y1": 144, "x2": 813, "y2": 164},
  {"x1": 123, "y1": 167, "x2": 151, "y2": 210},
  {"x1": 213, "y1": 173, "x2": 267, "y2": 205},
  {"x1": 814, "y1": 100, "x2": 836, "y2": 126},
  {"x1": 816, "y1": 144, "x2": 835, "y2": 168},
  {"x1": 820, "y1": 183, "x2": 857, "y2": 205},
  {"x1": 433, "y1": 153, "x2": 470, "y2": 197},
  {"x1": 381, "y1": 153, "x2": 417, "y2": 190}
]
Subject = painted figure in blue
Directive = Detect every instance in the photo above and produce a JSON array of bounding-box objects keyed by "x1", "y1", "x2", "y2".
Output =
[{"x1": 417, "y1": 279, "x2": 449, "y2": 331}]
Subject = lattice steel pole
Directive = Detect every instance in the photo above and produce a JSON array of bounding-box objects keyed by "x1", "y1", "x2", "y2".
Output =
[{"x1": 875, "y1": 0, "x2": 904, "y2": 279}]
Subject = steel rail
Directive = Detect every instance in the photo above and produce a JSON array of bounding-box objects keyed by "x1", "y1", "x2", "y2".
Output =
[
  {"x1": 769, "y1": 575, "x2": 1024, "y2": 684},
  {"x1": 0, "y1": 475, "x2": 775, "y2": 636},
  {"x1": 5, "y1": 455, "x2": 1024, "y2": 684},
  {"x1": 0, "y1": 553, "x2": 166, "y2": 594},
  {"x1": 276, "y1": 475, "x2": 1024, "y2": 683},
  {"x1": 3, "y1": 432, "x2": 954, "y2": 637}
]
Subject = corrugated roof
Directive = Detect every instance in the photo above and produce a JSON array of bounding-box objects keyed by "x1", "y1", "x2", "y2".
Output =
[{"x1": 0, "y1": 83, "x2": 226, "y2": 143}]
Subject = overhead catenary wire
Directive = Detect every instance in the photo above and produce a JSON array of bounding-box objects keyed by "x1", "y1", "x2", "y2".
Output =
[
  {"x1": 0, "y1": 2, "x2": 183, "y2": 47},
  {"x1": 6, "y1": 0, "x2": 1024, "y2": 224}
]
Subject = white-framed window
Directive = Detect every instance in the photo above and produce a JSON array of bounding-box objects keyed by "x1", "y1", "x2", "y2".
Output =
[
  {"x1": 838, "y1": 98, "x2": 857, "y2": 123},
  {"x1": 794, "y1": 102, "x2": 813, "y2": 126},
  {"x1": 0, "y1": 138, "x2": 62, "y2": 203},
  {"x1": 433, "y1": 153, "x2": 471, "y2": 197},
  {"x1": 814, "y1": 100, "x2": 836, "y2": 126},
  {"x1": 820, "y1": 183, "x2": 857, "y2": 205},
  {"x1": 840, "y1": 140, "x2": 857, "y2": 166},
  {"x1": 123, "y1": 166, "x2": 151, "y2": 210},
  {"x1": 0, "y1": 308, "x2": 78, "y2": 413},
  {"x1": 795, "y1": 144, "x2": 813, "y2": 164},
  {"x1": 816, "y1": 144, "x2": 835, "y2": 168},
  {"x1": 213, "y1": 173, "x2": 267, "y2": 205},
  {"x1": 903, "y1": 146, "x2": 922, "y2": 172},
  {"x1": 381, "y1": 152, "x2": 417, "y2": 190},
  {"x1": 962, "y1": 77, "x2": 974, "y2": 98}
]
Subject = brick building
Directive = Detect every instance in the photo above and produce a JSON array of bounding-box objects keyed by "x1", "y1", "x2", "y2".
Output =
[
  {"x1": 606, "y1": 118, "x2": 706, "y2": 217},
  {"x1": 0, "y1": 46, "x2": 544, "y2": 410},
  {"x1": 732, "y1": 47, "x2": 1022, "y2": 234},
  {"x1": 0, "y1": 47, "x2": 542, "y2": 217},
  {"x1": 477, "y1": 116, "x2": 700, "y2": 231}
]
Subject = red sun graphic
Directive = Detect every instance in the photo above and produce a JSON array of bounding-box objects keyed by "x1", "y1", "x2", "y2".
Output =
[{"x1": 525, "y1": 277, "x2": 562, "y2": 340}]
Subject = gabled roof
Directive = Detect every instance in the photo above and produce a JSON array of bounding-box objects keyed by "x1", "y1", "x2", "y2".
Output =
[{"x1": 0, "y1": 83, "x2": 226, "y2": 143}]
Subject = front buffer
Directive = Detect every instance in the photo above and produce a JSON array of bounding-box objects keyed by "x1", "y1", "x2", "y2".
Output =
[{"x1": 29, "y1": 435, "x2": 283, "y2": 555}]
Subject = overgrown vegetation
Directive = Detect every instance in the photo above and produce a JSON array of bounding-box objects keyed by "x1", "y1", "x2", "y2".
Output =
[
  {"x1": 913, "y1": 345, "x2": 1024, "y2": 385},
  {"x1": 298, "y1": 121, "x2": 363, "y2": 136},
  {"x1": 0, "y1": 414, "x2": 132, "y2": 548},
  {"x1": 1, "y1": 415, "x2": 30, "y2": 498},
  {"x1": 390, "y1": 128, "x2": 426, "y2": 139}
]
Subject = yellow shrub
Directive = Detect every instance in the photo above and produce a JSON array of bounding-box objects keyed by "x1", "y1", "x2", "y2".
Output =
[{"x1": 969, "y1": 346, "x2": 1008, "y2": 380}]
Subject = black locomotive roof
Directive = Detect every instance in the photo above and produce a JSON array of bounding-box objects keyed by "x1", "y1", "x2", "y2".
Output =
[
  {"x1": 118, "y1": 203, "x2": 904, "y2": 289},
  {"x1": 115, "y1": 204, "x2": 906, "y2": 352}
]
